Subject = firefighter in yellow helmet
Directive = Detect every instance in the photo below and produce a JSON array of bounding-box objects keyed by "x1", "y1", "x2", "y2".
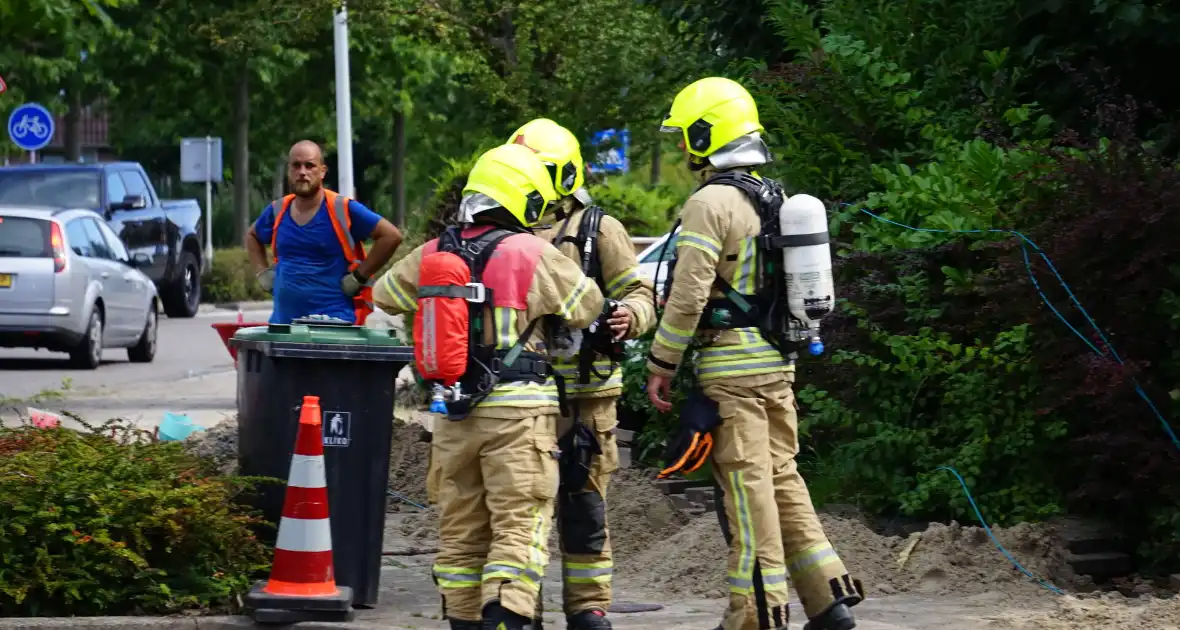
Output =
[
  {"x1": 507, "y1": 118, "x2": 656, "y2": 630},
  {"x1": 372, "y1": 143, "x2": 605, "y2": 630},
  {"x1": 645, "y1": 77, "x2": 865, "y2": 630}
]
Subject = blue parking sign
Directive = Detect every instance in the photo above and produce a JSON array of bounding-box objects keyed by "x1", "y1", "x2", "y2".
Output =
[
  {"x1": 587, "y1": 128, "x2": 630, "y2": 174},
  {"x1": 8, "y1": 103, "x2": 55, "y2": 152}
]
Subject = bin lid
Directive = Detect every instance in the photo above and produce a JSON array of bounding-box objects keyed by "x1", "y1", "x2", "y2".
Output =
[{"x1": 231, "y1": 321, "x2": 414, "y2": 362}]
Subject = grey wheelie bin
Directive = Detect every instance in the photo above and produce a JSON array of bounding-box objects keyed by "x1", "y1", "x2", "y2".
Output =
[{"x1": 231, "y1": 320, "x2": 414, "y2": 609}]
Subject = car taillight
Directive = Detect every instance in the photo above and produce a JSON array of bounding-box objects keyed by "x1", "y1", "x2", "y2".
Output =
[{"x1": 50, "y1": 223, "x2": 66, "y2": 273}]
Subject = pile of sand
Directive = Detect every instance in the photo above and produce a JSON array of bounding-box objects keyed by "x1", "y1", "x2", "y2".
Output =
[
  {"x1": 183, "y1": 416, "x2": 238, "y2": 476},
  {"x1": 617, "y1": 507, "x2": 1076, "y2": 602},
  {"x1": 857, "y1": 518, "x2": 1074, "y2": 598},
  {"x1": 387, "y1": 417, "x2": 432, "y2": 509},
  {"x1": 377, "y1": 429, "x2": 1087, "y2": 605},
  {"x1": 986, "y1": 592, "x2": 1180, "y2": 629},
  {"x1": 605, "y1": 468, "x2": 695, "y2": 562},
  {"x1": 382, "y1": 457, "x2": 695, "y2": 557}
]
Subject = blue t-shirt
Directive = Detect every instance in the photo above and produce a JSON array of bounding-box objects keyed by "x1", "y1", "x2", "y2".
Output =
[{"x1": 254, "y1": 197, "x2": 382, "y2": 324}]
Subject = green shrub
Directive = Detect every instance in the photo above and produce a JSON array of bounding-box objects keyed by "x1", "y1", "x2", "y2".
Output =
[
  {"x1": 618, "y1": 329, "x2": 704, "y2": 465},
  {"x1": 0, "y1": 419, "x2": 275, "y2": 616},
  {"x1": 202, "y1": 248, "x2": 270, "y2": 304},
  {"x1": 798, "y1": 311, "x2": 1066, "y2": 525},
  {"x1": 586, "y1": 179, "x2": 679, "y2": 237}
]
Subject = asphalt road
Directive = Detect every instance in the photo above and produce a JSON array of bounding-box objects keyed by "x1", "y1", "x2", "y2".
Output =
[{"x1": 0, "y1": 305, "x2": 274, "y2": 402}]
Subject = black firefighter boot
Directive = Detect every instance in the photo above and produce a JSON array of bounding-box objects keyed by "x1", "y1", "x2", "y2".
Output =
[
  {"x1": 450, "y1": 620, "x2": 482, "y2": 630},
  {"x1": 482, "y1": 599, "x2": 534, "y2": 630},
  {"x1": 567, "y1": 608, "x2": 612, "y2": 630},
  {"x1": 801, "y1": 602, "x2": 857, "y2": 630}
]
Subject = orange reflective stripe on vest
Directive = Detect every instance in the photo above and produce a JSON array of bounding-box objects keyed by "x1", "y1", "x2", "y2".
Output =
[{"x1": 269, "y1": 189, "x2": 375, "y2": 323}]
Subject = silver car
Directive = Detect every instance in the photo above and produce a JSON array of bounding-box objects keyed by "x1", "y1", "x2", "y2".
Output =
[
  {"x1": 636, "y1": 227, "x2": 679, "y2": 297},
  {"x1": 0, "y1": 205, "x2": 158, "y2": 369}
]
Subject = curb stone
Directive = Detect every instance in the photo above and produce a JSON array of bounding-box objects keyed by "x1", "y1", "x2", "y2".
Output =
[
  {"x1": 196, "y1": 301, "x2": 273, "y2": 314},
  {"x1": 0, "y1": 615, "x2": 420, "y2": 629}
]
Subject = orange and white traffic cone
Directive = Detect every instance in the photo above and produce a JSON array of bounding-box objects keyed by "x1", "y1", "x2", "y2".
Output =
[{"x1": 245, "y1": 395, "x2": 354, "y2": 623}]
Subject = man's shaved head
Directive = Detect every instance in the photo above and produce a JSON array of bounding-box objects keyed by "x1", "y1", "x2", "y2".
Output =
[
  {"x1": 289, "y1": 140, "x2": 324, "y2": 164},
  {"x1": 287, "y1": 140, "x2": 328, "y2": 198}
]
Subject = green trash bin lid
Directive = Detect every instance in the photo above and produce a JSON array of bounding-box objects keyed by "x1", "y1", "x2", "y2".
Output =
[{"x1": 231, "y1": 320, "x2": 414, "y2": 362}]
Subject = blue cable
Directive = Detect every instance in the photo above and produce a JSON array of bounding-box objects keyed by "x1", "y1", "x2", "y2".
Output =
[
  {"x1": 851, "y1": 205, "x2": 1180, "y2": 451},
  {"x1": 936, "y1": 466, "x2": 1066, "y2": 595},
  {"x1": 387, "y1": 489, "x2": 428, "y2": 511}
]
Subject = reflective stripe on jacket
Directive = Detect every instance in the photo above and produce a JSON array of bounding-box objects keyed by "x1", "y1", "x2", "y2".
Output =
[
  {"x1": 532, "y1": 199, "x2": 656, "y2": 398},
  {"x1": 646, "y1": 172, "x2": 793, "y2": 382}
]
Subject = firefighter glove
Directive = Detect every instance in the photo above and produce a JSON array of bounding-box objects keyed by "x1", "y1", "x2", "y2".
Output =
[
  {"x1": 340, "y1": 269, "x2": 366, "y2": 296},
  {"x1": 256, "y1": 268, "x2": 275, "y2": 293},
  {"x1": 657, "y1": 388, "x2": 721, "y2": 479}
]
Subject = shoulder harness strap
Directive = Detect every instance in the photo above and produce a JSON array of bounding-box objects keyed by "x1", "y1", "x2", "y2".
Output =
[
  {"x1": 698, "y1": 171, "x2": 781, "y2": 321},
  {"x1": 269, "y1": 194, "x2": 296, "y2": 263},
  {"x1": 324, "y1": 191, "x2": 365, "y2": 268},
  {"x1": 439, "y1": 226, "x2": 551, "y2": 419}
]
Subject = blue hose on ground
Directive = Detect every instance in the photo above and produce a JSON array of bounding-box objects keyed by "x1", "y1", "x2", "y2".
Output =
[
  {"x1": 936, "y1": 466, "x2": 1065, "y2": 595},
  {"x1": 387, "y1": 489, "x2": 428, "y2": 510}
]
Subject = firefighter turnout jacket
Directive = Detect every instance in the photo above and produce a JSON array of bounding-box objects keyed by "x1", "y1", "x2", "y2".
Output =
[
  {"x1": 645, "y1": 171, "x2": 795, "y2": 384},
  {"x1": 373, "y1": 228, "x2": 606, "y2": 419},
  {"x1": 533, "y1": 198, "x2": 657, "y2": 398}
]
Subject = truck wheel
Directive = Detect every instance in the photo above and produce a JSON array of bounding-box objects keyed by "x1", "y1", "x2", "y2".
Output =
[
  {"x1": 69, "y1": 308, "x2": 104, "y2": 370},
  {"x1": 127, "y1": 306, "x2": 158, "y2": 363},
  {"x1": 162, "y1": 251, "x2": 201, "y2": 318}
]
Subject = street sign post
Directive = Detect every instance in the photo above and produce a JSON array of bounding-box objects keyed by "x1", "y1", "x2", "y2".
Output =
[
  {"x1": 180, "y1": 136, "x2": 223, "y2": 268},
  {"x1": 7, "y1": 102, "x2": 55, "y2": 162},
  {"x1": 587, "y1": 128, "x2": 630, "y2": 175}
]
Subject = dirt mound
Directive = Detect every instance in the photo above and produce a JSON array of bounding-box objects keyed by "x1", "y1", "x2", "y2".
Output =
[
  {"x1": 616, "y1": 504, "x2": 1074, "y2": 602},
  {"x1": 387, "y1": 416, "x2": 432, "y2": 509},
  {"x1": 380, "y1": 435, "x2": 1077, "y2": 605},
  {"x1": 620, "y1": 514, "x2": 728, "y2": 598},
  {"x1": 607, "y1": 468, "x2": 695, "y2": 563},
  {"x1": 183, "y1": 416, "x2": 238, "y2": 475},
  {"x1": 986, "y1": 592, "x2": 1180, "y2": 629},
  {"x1": 867, "y1": 518, "x2": 1073, "y2": 599}
]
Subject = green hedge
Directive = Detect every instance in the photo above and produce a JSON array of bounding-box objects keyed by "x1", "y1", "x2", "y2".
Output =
[
  {"x1": 201, "y1": 248, "x2": 271, "y2": 305},
  {"x1": 0, "y1": 419, "x2": 275, "y2": 616},
  {"x1": 585, "y1": 179, "x2": 679, "y2": 237}
]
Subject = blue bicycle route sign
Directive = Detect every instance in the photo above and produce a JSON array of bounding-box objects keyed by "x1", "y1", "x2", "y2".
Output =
[{"x1": 7, "y1": 102, "x2": 55, "y2": 152}]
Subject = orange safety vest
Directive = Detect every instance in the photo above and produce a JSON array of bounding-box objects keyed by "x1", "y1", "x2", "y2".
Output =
[{"x1": 270, "y1": 189, "x2": 375, "y2": 325}]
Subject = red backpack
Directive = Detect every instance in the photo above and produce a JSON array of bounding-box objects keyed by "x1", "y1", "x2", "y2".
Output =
[{"x1": 413, "y1": 226, "x2": 549, "y2": 419}]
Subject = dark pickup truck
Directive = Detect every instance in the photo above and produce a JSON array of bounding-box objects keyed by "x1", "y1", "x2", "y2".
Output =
[{"x1": 0, "y1": 162, "x2": 205, "y2": 317}]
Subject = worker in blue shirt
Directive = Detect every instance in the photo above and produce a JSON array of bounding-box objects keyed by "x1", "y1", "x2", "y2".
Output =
[{"x1": 246, "y1": 140, "x2": 403, "y2": 325}]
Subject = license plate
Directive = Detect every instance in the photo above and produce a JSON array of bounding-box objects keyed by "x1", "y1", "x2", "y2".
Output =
[{"x1": 0, "y1": 274, "x2": 10, "y2": 288}]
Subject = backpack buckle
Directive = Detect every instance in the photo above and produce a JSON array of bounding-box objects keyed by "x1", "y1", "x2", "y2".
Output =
[{"x1": 465, "y1": 282, "x2": 487, "y2": 303}]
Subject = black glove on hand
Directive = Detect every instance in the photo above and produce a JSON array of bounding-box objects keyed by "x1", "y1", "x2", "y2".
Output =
[
  {"x1": 657, "y1": 388, "x2": 722, "y2": 479},
  {"x1": 340, "y1": 269, "x2": 367, "y2": 297}
]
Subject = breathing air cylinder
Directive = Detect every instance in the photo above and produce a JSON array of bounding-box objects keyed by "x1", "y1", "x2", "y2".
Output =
[{"x1": 778, "y1": 193, "x2": 835, "y2": 356}]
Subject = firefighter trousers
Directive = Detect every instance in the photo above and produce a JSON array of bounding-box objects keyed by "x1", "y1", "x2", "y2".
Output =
[
  {"x1": 703, "y1": 373, "x2": 862, "y2": 629},
  {"x1": 555, "y1": 396, "x2": 620, "y2": 616},
  {"x1": 428, "y1": 412, "x2": 561, "y2": 622}
]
